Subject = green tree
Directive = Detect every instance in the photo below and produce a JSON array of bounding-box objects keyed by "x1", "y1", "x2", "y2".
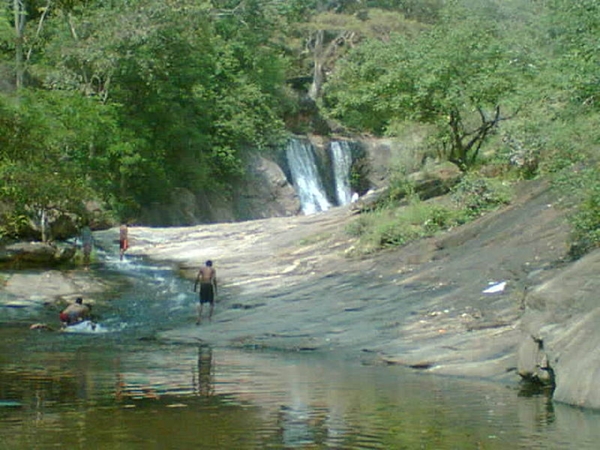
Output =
[
  {"x1": 0, "y1": 89, "x2": 119, "y2": 240},
  {"x1": 322, "y1": 1, "x2": 533, "y2": 170},
  {"x1": 544, "y1": 0, "x2": 600, "y2": 108},
  {"x1": 280, "y1": 0, "x2": 423, "y2": 101},
  {"x1": 33, "y1": 0, "x2": 288, "y2": 217}
]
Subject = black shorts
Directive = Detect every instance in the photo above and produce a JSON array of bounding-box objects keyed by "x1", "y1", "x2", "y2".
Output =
[{"x1": 199, "y1": 283, "x2": 214, "y2": 304}]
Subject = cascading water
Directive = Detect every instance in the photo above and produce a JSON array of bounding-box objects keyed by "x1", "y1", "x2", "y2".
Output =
[
  {"x1": 286, "y1": 139, "x2": 331, "y2": 214},
  {"x1": 329, "y1": 141, "x2": 353, "y2": 206}
]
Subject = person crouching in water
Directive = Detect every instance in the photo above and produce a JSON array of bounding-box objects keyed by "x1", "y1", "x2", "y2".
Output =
[
  {"x1": 59, "y1": 297, "x2": 91, "y2": 327},
  {"x1": 194, "y1": 260, "x2": 217, "y2": 324}
]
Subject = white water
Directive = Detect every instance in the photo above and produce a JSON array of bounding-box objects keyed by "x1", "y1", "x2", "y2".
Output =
[
  {"x1": 286, "y1": 139, "x2": 331, "y2": 214},
  {"x1": 62, "y1": 320, "x2": 109, "y2": 334},
  {"x1": 330, "y1": 141, "x2": 353, "y2": 206}
]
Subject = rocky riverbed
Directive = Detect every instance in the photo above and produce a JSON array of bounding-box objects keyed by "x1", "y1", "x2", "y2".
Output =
[{"x1": 4, "y1": 179, "x2": 600, "y2": 410}]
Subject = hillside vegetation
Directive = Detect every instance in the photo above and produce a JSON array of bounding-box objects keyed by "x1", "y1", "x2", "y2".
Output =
[{"x1": 0, "y1": 0, "x2": 598, "y2": 256}]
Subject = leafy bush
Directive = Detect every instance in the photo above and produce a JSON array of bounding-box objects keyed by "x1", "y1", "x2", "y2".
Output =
[
  {"x1": 346, "y1": 173, "x2": 513, "y2": 256},
  {"x1": 0, "y1": 212, "x2": 29, "y2": 241},
  {"x1": 555, "y1": 165, "x2": 600, "y2": 259},
  {"x1": 542, "y1": 108, "x2": 600, "y2": 258},
  {"x1": 386, "y1": 171, "x2": 417, "y2": 203},
  {"x1": 570, "y1": 193, "x2": 600, "y2": 258},
  {"x1": 450, "y1": 174, "x2": 512, "y2": 218},
  {"x1": 537, "y1": 113, "x2": 597, "y2": 176},
  {"x1": 349, "y1": 156, "x2": 371, "y2": 195},
  {"x1": 362, "y1": 166, "x2": 419, "y2": 212},
  {"x1": 346, "y1": 199, "x2": 460, "y2": 255}
]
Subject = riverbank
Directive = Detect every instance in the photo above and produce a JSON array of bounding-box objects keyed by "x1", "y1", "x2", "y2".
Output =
[
  {"x1": 95, "y1": 180, "x2": 570, "y2": 385},
  {"x1": 7, "y1": 178, "x2": 600, "y2": 409}
]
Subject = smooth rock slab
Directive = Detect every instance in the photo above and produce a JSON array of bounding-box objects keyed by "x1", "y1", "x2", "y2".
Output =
[{"x1": 518, "y1": 249, "x2": 600, "y2": 409}]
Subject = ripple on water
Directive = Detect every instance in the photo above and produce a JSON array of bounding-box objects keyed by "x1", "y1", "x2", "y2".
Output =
[{"x1": 3, "y1": 259, "x2": 600, "y2": 449}]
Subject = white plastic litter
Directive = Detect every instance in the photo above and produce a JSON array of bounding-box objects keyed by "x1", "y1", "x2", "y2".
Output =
[{"x1": 483, "y1": 281, "x2": 507, "y2": 294}]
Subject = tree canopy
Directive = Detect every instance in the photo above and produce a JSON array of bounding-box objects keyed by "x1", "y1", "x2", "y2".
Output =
[
  {"x1": 321, "y1": 1, "x2": 535, "y2": 169},
  {"x1": 0, "y1": 0, "x2": 598, "y2": 247},
  {"x1": 1, "y1": 0, "x2": 291, "y2": 233}
]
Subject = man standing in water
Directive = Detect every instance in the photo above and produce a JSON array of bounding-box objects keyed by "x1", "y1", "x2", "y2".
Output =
[
  {"x1": 81, "y1": 224, "x2": 93, "y2": 270},
  {"x1": 194, "y1": 260, "x2": 217, "y2": 324},
  {"x1": 119, "y1": 223, "x2": 128, "y2": 260}
]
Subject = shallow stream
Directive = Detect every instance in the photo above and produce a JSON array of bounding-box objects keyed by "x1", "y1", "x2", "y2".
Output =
[{"x1": 2, "y1": 256, "x2": 600, "y2": 449}]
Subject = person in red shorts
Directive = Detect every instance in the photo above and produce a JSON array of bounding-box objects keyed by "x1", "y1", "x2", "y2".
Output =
[
  {"x1": 59, "y1": 297, "x2": 91, "y2": 327},
  {"x1": 119, "y1": 224, "x2": 129, "y2": 260}
]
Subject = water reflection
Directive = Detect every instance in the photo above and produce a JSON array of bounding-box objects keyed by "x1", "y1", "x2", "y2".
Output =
[
  {"x1": 3, "y1": 256, "x2": 600, "y2": 449},
  {"x1": 194, "y1": 345, "x2": 214, "y2": 397},
  {"x1": 2, "y1": 332, "x2": 600, "y2": 449}
]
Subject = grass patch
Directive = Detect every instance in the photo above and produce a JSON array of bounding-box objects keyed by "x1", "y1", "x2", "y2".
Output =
[
  {"x1": 298, "y1": 232, "x2": 333, "y2": 246},
  {"x1": 346, "y1": 174, "x2": 512, "y2": 257}
]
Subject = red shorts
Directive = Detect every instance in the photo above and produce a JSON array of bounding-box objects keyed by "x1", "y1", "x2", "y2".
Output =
[
  {"x1": 59, "y1": 312, "x2": 69, "y2": 322},
  {"x1": 120, "y1": 239, "x2": 128, "y2": 251}
]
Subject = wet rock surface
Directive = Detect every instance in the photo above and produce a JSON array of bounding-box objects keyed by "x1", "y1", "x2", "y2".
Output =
[
  {"x1": 7, "y1": 179, "x2": 600, "y2": 409},
  {"x1": 517, "y1": 250, "x2": 600, "y2": 409},
  {"x1": 0, "y1": 269, "x2": 120, "y2": 310},
  {"x1": 96, "y1": 181, "x2": 576, "y2": 388}
]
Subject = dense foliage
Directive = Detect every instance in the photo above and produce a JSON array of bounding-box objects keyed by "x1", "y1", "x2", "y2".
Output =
[
  {"x1": 1, "y1": 0, "x2": 293, "y2": 233},
  {"x1": 0, "y1": 0, "x2": 598, "y2": 254}
]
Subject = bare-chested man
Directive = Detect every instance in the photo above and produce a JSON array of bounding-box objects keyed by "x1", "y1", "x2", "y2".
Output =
[
  {"x1": 59, "y1": 297, "x2": 91, "y2": 327},
  {"x1": 193, "y1": 260, "x2": 217, "y2": 324}
]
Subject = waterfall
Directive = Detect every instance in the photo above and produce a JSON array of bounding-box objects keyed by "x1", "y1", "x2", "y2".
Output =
[
  {"x1": 286, "y1": 139, "x2": 331, "y2": 215},
  {"x1": 330, "y1": 141, "x2": 353, "y2": 206}
]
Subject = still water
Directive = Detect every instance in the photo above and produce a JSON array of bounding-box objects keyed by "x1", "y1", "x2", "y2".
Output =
[{"x1": 2, "y1": 257, "x2": 600, "y2": 449}]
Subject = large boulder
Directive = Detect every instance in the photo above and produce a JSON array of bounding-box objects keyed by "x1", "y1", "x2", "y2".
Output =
[
  {"x1": 518, "y1": 249, "x2": 600, "y2": 408},
  {"x1": 1, "y1": 269, "x2": 123, "y2": 312},
  {"x1": 139, "y1": 187, "x2": 213, "y2": 226},
  {"x1": 408, "y1": 162, "x2": 462, "y2": 200},
  {"x1": 233, "y1": 155, "x2": 301, "y2": 220},
  {"x1": 138, "y1": 155, "x2": 301, "y2": 226},
  {"x1": 1, "y1": 200, "x2": 113, "y2": 242},
  {"x1": 0, "y1": 242, "x2": 76, "y2": 269},
  {"x1": 351, "y1": 162, "x2": 462, "y2": 213},
  {"x1": 361, "y1": 134, "x2": 431, "y2": 190}
]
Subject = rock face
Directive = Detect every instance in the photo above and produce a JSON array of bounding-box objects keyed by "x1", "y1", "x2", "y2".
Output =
[
  {"x1": 135, "y1": 135, "x2": 417, "y2": 226},
  {"x1": 139, "y1": 188, "x2": 209, "y2": 226},
  {"x1": 518, "y1": 249, "x2": 600, "y2": 409},
  {"x1": 6, "y1": 177, "x2": 600, "y2": 411},
  {"x1": 138, "y1": 154, "x2": 301, "y2": 225},
  {"x1": 98, "y1": 179, "x2": 596, "y2": 407},
  {"x1": 232, "y1": 155, "x2": 301, "y2": 220}
]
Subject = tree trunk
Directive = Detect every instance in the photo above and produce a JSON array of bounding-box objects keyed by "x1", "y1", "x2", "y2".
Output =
[
  {"x1": 13, "y1": 0, "x2": 25, "y2": 89},
  {"x1": 309, "y1": 30, "x2": 325, "y2": 101}
]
